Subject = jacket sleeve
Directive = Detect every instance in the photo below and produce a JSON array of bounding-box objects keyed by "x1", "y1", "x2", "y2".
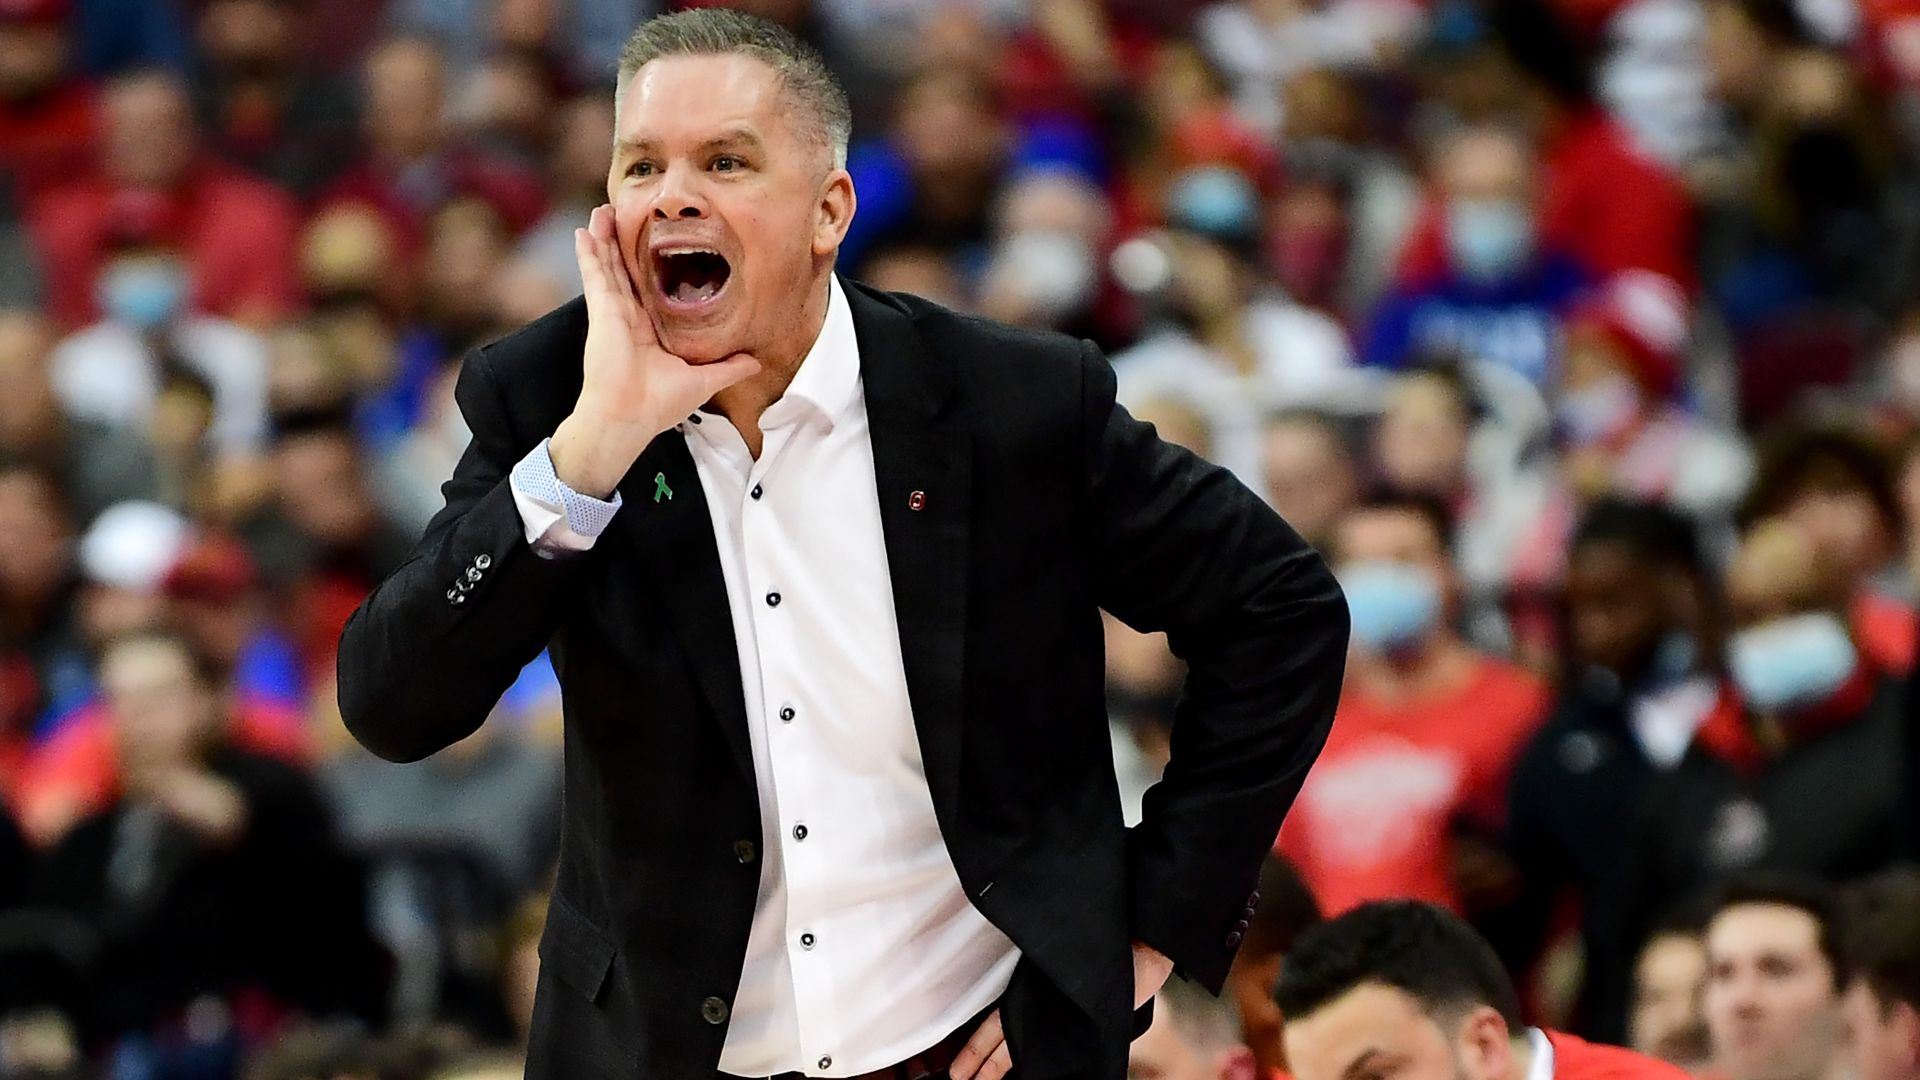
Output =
[
  {"x1": 335, "y1": 347, "x2": 592, "y2": 763},
  {"x1": 1081, "y1": 341, "x2": 1349, "y2": 992}
]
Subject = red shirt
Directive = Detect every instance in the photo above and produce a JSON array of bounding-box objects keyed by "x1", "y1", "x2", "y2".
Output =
[
  {"x1": 0, "y1": 82, "x2": 99, "y2": 208},
  {"x1": 1544, "y1": 1030, "x2": 1693, "y2": 1080},
  {"x1": 27, "y1": 161, "x2": 302, "y2": 329},
  {"x1": 1852, "y1": 590, "x2": 1916, "y2": 676},
  {"x1": 1277, "y1": 654, "x2": 1549, "y2": 914},
  {"x1": 1395, "y1": 109, "x2": 1693, "y2": 289}
]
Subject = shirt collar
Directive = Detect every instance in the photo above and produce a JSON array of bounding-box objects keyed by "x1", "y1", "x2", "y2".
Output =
[
  {"x1": 1525, "y1": 1027, "x2": 1556, "y2": 1080},
  {"x1": 767, "y1": 273, "x2": 861, "y2": 432}
]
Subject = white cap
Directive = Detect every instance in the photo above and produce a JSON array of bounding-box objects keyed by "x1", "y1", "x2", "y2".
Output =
[{"x1": 79, "y1": 501, "x2": 191, "y2": 592}]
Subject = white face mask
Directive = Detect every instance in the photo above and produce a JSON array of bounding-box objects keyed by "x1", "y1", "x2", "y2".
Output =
[
  {"x1": 988, "y1": 230, "x2": 1098, "y2": 320},
  {"x1": 1445, "y1": 198, "x2": 1535, "y2": 283},
  {"x1": 1727, "y1": 611, "x2": 1858, "y2": 712},
  {"x1": 1556, "y1": 373, "x2": 1643, "y2": 446}
]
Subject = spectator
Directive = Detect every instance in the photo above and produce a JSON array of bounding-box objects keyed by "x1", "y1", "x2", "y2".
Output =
[
  {"x1": 1741, "y1": 423, "x2": 1913, "y2": 677},
  {"x1": 1276, "y1": 900, "x2": 1691, "y2": 1080},
  {"x1": 1701, "y1": 877, "x2": 1849, "y2": 1080},
  {"x1": 29, "y1": 629, "x2": 384, "y2": 1046},
  {"x1": 1130, "y1": 974, "x2": 1262, "y2": 1080},
  {"x1": 48, "y1": 195, "x2": 271, "y2": 455},
  {"x1": 27, "y1": 68, "x2": 302, "y2": 328},
  {"x1": 1260, "y1": 410, "x2": 1361, "y2": 552},
  {"x1": 1363, "y1": 124, "x2": 1590, "y2": 389},
  {"x1": 0, "y1": 460, "x2": 83, "y2": 772},
  {"x1": 190, "y1": 0, "x2": 358, "y2": 197},
  {"x1": 0, "y1": 310, "x2": 156, "y2": 525},
  {"x1": 1223, "y1": 853, "x2": 1324, "y2": 1080},
  {"x1": 1554, "y1": 272, "x2": 1752, "y2": 524},
  {"x1": 1842, "y1": 875, "x2": 1920, "y2": 1080},
  {"x1": 1506, "y1": 500, "x2": 1719, "y2": 1042},
  {"x1": 318, "y1": 38, "x2": 546, "y2": 261},
  {"x1": 1622, "y1": 521, "x2": 1908, "y2": 956},
  {"x1": 0, "y1": 0, "x2": 99, "y2": 207},
  {"x1": 1277, "y1": 493, "x2": 1549, "y2": 916},
  {"x1": 1631, "y1": 920, "x2": 1713, "y2": 1073},
  {"x1": 513, "y1": 92, "x2": 616, "y2": 304},
  {"x1": 975, "y1": 167, "x2": 1113, "y2": 340}
]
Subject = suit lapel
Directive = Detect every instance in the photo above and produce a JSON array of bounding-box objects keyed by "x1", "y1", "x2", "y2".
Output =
[
  {"x1": 619, "y1": 433, "x2": 756, "y2": 782},
  {"x1": 847, "y1": 281, "x2": 973, "y2": 829}
]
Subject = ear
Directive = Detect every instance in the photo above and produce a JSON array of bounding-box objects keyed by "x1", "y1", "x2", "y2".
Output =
[
  {"x1": 1454, "y1": 1006, "x2": 1517, "y2": 1080},
  {"x1": 1898, "y1": 1001, "x2": 1920, "y2": 1067},
  {"x1": 814, "y1": 168, "x2": 856, "y2": 258},
  {"x1": 1216, "y1": 1045, "x2": 1261, "y2": 1080}
]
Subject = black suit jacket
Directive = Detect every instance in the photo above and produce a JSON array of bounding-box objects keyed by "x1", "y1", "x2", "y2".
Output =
[{"x1": 336, "y1": 279, "x2": 1348, "y2": 1080}]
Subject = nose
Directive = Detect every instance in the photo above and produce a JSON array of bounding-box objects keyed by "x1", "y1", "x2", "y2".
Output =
[{"x1": 650, "y1": 163, "x2": 708, "y2": 221}]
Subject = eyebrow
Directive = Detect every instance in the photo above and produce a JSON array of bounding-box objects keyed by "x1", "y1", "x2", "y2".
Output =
[
  {"x1": 614, "y1": 127, "x2": 766, "y2": 161},
  {"x1": 1341, "y1": 1049, "x2": 1387, "y2": 1080}
]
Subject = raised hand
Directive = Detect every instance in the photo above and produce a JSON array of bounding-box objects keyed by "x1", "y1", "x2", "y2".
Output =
[{"x1": 550, "y1": 205, "x2": 759, "y2": 497}]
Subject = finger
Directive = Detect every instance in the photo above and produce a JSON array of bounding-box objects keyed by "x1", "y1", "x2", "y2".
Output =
[
  {"x1": 574, "y1": 227, "x2": 612, "y2": 307},
  {"x1": 982, "y1": 1040, "x2": 1014, "y2": 1080},
  {"x1": 692, "y1": 352, "x2": 761, "y2": 397},
  {"x1": 949, "y1": 1010, "x2": 1004, "y2": 1080}
]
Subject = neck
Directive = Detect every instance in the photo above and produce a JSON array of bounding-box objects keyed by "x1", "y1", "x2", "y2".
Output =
[
  {"x1": 707, "y1": 271, "x2": 834, "y2": 458},
  {"x1": 1509, "y1": 1032, "x2": 1537, "y2": 1080},
  {"x1": 1353, "y1": 635, "x2": 1469, "y2": 700}
]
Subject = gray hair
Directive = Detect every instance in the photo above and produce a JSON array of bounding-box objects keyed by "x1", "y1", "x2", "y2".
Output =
[{"x1": 615, "y1": 9, "x2": 851, "y2": 171}]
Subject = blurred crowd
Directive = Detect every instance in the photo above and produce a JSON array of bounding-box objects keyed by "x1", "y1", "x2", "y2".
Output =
[{"x1": 0, "y1": 0, "x2": 1913, "y2": 1076}]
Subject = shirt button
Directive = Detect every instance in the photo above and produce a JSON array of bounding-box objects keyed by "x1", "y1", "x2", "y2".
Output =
[
  {"x1": 750, "y1": 483, "x2": 763, "y2": 500},
  {"x1": 733, "y1": 840, "x2": 756, "y2": 863},
  {"x1": 701, "y1": 996, "x2": 729, "y2": 1024},
  {"x1": 765, "y1": 591, "x2": 781, "y2": 607},
  {"x1": 474, "y1": 553, "x2": 491, "y2": 570},
  {"x1": 688, "y1": 413, "x2": 702, "y2": 424},
  {"x1": 779, "y1": 705, "x2": 795, "y2": 723},
  {"x1": 818, "y1": 1056, "x2": 832, "y2": 1071},
  {"x1": 793, "y1": 823, "x2": 808, "y2": 841},
  {"x1": 800, "y1": 932, "x2": 815, "y2": 949}
]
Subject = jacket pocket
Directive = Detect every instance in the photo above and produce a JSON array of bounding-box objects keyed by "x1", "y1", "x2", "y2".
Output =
[{"x1": 540, "y1": 894, "x2": 616, "y2": 1004}]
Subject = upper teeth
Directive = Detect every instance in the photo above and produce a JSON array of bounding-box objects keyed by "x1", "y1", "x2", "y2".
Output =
[{"x1": 660, "y1": 247, "x2": 719, "y2": 257}]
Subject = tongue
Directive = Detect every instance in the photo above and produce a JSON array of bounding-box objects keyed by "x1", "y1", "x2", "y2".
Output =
[{"x1": 672, "y1": 279, "x2": 719, "y2": 303}]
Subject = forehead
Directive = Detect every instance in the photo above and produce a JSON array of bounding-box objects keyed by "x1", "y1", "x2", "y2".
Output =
[
  {"x1": 103, "y1": 641, "x2": 193, "y2": 688},
  {"x1": 1708, "y1": 904, "x2": 1822, "y2": 959},
  {"x1": 1289, "y1": 984, "x2": 1438, "y2": 1062},
  {"x1": 615, "y1": 53, "x2": 790, "y2": 148},
  {"x1": 1339, "y1": 508, "x2": 1442, "y2": 557}
]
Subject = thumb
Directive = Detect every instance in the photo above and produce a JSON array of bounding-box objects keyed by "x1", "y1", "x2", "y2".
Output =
[{"x1": 695, "y1": 352, "x2": 762, "y2": 398}]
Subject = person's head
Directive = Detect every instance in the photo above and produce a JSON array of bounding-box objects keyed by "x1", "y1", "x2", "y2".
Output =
[
  {"x1": 1704, "y1": 877, "x2": 1848, "y2": 1080},
  {"x1": 0, "y1": 311, "x2": 58, "y2": 448},
  {"x1": 271, "y1": 411, "x2": 377, "y2": 549},
  {"x1": 363, "y1": 36, "x2": 447, "y2": 164},
  {"x1": 1558, "y1": 272, "x2": 1690, "y2": 448},
  {"x1": 1633, "y1": 917, "x2": 1714, "y2": 1071},
  {"x1": 1436, "y1": 125, "x2": 1538, "y2": 285},
  {"x1": 1132, "y1": 975, "x2": 1261, "y2": 1080},
  {"x1": 0, "y1": 458, "x2": 71, "y2": 608},
  {"x1": 77, "y1": 500, "x2": 191, "y2": 646},
  {"x1": 1329, "y1": 493, "x2": 1456, "y2": 658},
  {"x1": 609, "y1": 9, "x2": 856, "y2": 367},
  {"x1": 197, "y1": 0, "x2": 295, "y2": 83},
  {"x1": 421, "y1": 197, "x2": 511, "y2": 344},
  {"x1": 100, "y1": 627, "x2": 227, "y2": 780},
  {"x1": 552, "y1": 92, "x2": 618, "y2": 203},
  {"x1": 96, "y1": 202, "x2": 192, "y2": 334},
  {"x1": 1262, "y1": 410, "x2": 1359, "y2": 549},
  {"x1": 1276, "y1": 901, "x2": 1528, "y2": 1080},
  {"x1": 1374, "y1": 369, "x2": 1474, "y2": 499},
  {"x1": 1226, "y1": 855, "x2": 1325, "y2": 1076},
  {"x1": 891, "y1": 62, "x2": 1003, "y2": 188},
  {"x1": 1743, "y1": 424, "x2": 1900, "y2": 589},
  {"x1": 1565, "y1": 499, "x2": 1709, "y2": 685},
  {"x1": 977, "y1": 168, "x2": 1111, "y2": 330},
  {"x1": 1843, "y1": 876, "x2": 1920, "y2": 1080},
  {"x1": 0, "y1": 0, "x2": 69, "y2": 102},
  {"x1": 162, "y1": 533, "x2": 261, "y2": 670},
  {"x1": 102, "y1": 70, "x2": 198, "y2": 191},
  {"x1": 1704, "y1": 0, "x2": 1814, "y2": 109},
  {"x1": 1723, "y1": 520, "x2": 1859, "y2": 714}
]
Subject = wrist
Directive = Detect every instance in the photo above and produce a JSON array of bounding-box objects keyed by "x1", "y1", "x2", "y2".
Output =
[{"x1": 550, "y1": 410, "x2": 658, "y2": 498}]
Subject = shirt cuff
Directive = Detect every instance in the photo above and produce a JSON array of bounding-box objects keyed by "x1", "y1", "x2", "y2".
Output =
[{"x1": 510, "y1": 438, "x2": 623, "y2": 556}]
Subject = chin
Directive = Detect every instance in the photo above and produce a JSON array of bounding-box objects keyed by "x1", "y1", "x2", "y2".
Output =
[{"x1": 657, "y1": 323, "x2": 743, "y2": 364}]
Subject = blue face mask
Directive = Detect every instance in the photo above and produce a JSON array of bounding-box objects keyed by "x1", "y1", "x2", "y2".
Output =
[
  {"x1": 1445, "y1": 199, "x2": 1534, "y2": 283},
  {"x1": 99, "y1": 259, "x2": 188, "y2": 331},
  {"x1": 1339, "y1": 560, "x2": 1443, "y2": 653},
  {"x1": 1727, "y1": 612, "x2": 1858, "y2": 712},
  {"x1": 1556, "y1": 374, "x2": 1643, "y2": 446},
  {"x1": 1168, "y1": 166, "x2": 1259, "y2": 243}
]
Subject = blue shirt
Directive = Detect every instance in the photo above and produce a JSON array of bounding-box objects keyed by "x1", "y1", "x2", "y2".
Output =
[{"x1": 1363, "y1": 254, "x2": 1591, "y2": 387}]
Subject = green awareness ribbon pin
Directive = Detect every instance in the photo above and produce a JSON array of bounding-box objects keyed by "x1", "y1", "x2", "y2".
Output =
[{"x1": 653, "y1": 472, "x2": 673, "y2": 503}]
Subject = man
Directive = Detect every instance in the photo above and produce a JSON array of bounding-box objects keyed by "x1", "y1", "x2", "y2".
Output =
[
  {"x1": 1506, "y1": 500, "x2": 1718, "y2": 1042},
  {"x1": 1632, "y1": 920, "x2": 1712, "y2": 1073},
  {"x1": 1844, "y1": 877, "x2": 1920, "y2": 1080},
  {"x1": 336, "y1": 10, "x2": 1349, "y2": 1080},
  {"x1": 1701, "y1": 879, "x2": 1850, "y2": 1080},
  {"x1": 1362, "y1": 125, "x2": 1590, "y2": 389},
  {"x1": 1277, "y1": 494, "x2": 1547, "y2": 916},
  {"x1": 1276, "y1": 900, "x2": 1688, "y2": 1080},
  {"x1": 1222, "y1": 854, "x2": 1323, "y2": 1080},
  {"x1": 1130, "y1": 977, "x2": 1262, "y2": 1080}
]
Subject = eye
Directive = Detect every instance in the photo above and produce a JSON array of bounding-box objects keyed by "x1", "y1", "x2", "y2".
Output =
[
  {"x1": 627, "y1": 160, "x2": 655, "y2": 178},
  {"x1": 712, "y1": 155, "x2": 744, "y2": 172}
]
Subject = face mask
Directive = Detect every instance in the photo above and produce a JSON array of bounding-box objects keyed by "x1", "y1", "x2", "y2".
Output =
[
  {"x1": 1169, "y1": 166, "x2": 1260, "y2": 245},
  {"x1": 99, "y1": 260, "x2": 188, "y2": 331},
  {"x1": 1445, "y1": 199, "x2": 1534, "y2": 283},
  {"x1": 1727, "y1": 612, "x2": 1857, "y2": 712},
  {"x1": 1339, "y1": 560, "x2": 1443, "y2": 653},
  {"x1": 991, "y1": 230, "x2": 1097, "y2": 321},
  {"x1": 1556, "y1": 373, "x2": 1643, "y2": 446}
]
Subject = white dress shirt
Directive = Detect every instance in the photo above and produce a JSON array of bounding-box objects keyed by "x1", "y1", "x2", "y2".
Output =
[
  {"x1": 1525, "y1": 1027, "x2": 1557, "y2": 1080},
  {"x1": 509, "y1": 276, "x2": 1019, "y2": 1077}
]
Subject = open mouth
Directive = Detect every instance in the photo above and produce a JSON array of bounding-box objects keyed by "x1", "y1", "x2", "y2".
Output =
[{"x1": 653, "y1": 247, "x2": 732, "y2": 306}]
